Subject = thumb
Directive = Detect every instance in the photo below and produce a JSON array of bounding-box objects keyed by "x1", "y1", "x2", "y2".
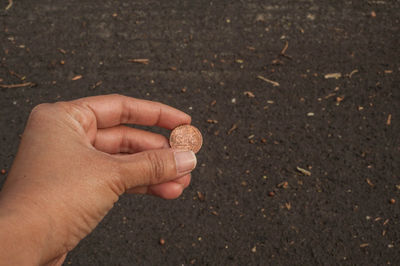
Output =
[{"x1": 117, "y1": 149, "x2": 197, "y2": 190}]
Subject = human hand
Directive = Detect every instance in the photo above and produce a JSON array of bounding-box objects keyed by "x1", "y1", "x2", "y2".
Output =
[{"x1": 0, "y1": 94, "x2": 197, "y2": 265}]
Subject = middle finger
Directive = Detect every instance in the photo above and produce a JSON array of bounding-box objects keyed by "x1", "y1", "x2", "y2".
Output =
[{"x1": 94, "y1": 125, "x2": 169, "y2": 154}]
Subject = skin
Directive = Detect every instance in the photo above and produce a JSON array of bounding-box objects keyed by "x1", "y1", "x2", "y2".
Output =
[{"x1": 0, "y1": 94, "x2": 197, "y2": 265}]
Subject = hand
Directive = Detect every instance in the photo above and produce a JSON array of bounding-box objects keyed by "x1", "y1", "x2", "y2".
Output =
[{"x1": 0, "y1": 94, "x2": 197, "y2": 265}]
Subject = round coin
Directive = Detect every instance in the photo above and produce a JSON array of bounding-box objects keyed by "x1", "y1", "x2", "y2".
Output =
[{"x1": 169, "y1": 125, "x2": 203, "y2": 154}]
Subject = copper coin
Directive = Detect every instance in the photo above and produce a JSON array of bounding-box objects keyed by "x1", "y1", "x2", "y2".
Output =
[{"x1": 169, "y1": 125, "x2": 203, "y2": 154}]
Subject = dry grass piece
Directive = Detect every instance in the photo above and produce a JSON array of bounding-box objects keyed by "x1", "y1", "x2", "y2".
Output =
[
  {"x1": 206, "y1": 119, "x2": 218, "y2": 124},
  {"x1": 257, "y1": 75, "x2": 280, "y2": 87},
  {"x1": 244, "y1": 91, "x2": 255, "y2": 98},
  {"x1": 348, "y1": 69, "x2": 358, "y2": 78},
  {"x1": 5, "y1": 0, "x2": 13, "y2": 10},
  {"x1": 0, "y1": 82, "x2": 35, "y2": 88},
  {"x1": 366, "y1": 178, "x2": 375, "y2": 187},
  {"x1": 128, "y1": 59, "x2": 149, "y2": 65},
  {"x1": 227, "y1": 123, "x2": 238, "y2": 135},
  {"x1": 386, "y1": 114, "x2": 391, "y2": 125},
  {"x1": 324, "y1": 73, "x2": 342, "y2": 79},
  {"x1": 72, "y1": 75, "x2": 83, "y2": 81},
  {"x1": 296, "y1": 166, "x2": 311, "y2": 176}
]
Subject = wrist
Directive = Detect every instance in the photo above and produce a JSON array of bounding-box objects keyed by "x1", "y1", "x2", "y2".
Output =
[{"x1": 0, "y1": 197, "x2": 49, "y2": 265}]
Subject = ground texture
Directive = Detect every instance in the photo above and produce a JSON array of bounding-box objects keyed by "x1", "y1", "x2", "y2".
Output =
[{"x1": 0, "y1": 0, "x2": 399, "y2": 265}]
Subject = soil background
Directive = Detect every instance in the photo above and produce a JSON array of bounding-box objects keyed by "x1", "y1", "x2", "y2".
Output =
[{"x1": 0, "y1": 0, "x2": 399, "y2": 265}]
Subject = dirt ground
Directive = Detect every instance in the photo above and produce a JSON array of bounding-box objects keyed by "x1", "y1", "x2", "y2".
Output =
[{"x1": 0, "y1": 0, "x2": 399, "y2": 265}]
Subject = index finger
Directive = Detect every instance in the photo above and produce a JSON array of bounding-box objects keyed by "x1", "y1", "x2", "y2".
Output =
[{"x1": 72, "y1": 94, "x2": 191, "y2": 129}]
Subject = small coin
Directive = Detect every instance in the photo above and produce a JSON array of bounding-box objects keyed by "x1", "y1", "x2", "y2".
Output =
[{"x1": 169, "y1": 125, "x2": 203, "y2": 154}]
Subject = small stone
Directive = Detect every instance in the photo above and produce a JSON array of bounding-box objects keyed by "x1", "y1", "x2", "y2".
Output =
[
  {"x1": 336, "y1": 96, "x2": 344, "y2": 103},
  {"x1": 268, "y1": 191, "x2": 275, "y2": 197},
  {"x1": 277, "y1": 181, "x2": 289, "y2": 189},
  {"x1": 0, "y1": 169, "x2": 6, "y2": 174},
  {"x1": 197, "y1": 191, "x2": 205, "y2": 201},
  {"x1": 389, "y1": 198, "x2": 396, "y2": 204},
  {"x1": 159, "y1": 238, "x2": 165, "y2": 245},
  {"x1": 251, "y1": 246, "x2": 257, "y2": 253}
]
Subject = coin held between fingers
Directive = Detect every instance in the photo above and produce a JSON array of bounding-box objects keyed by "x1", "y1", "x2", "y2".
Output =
[{"x1": 169, "y1": 125, "x2": 203, "y2": 154}]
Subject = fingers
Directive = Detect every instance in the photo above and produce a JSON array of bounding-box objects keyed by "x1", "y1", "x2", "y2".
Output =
[
  {"x1": 117, "y1": 149, "x2": 196, "y2": 189},
  {"x1": 127, "y1": 174, "x2": 191, "y2": 199},
  {"x1": 94, "y1": 125, "x2": 169, "y2": 154},
  {"x1": 72, "y1": 94, "x2": 191, "y2": 129}
]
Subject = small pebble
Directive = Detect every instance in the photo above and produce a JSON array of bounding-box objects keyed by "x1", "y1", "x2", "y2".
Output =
[{"x1": 159, "y1": 238, "x2": 165, "y2": 245}]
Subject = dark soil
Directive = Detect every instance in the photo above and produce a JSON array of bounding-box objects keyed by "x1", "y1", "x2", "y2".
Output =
[{"x1": 1, "y1": 0, "x2": 399, "y2": 265}]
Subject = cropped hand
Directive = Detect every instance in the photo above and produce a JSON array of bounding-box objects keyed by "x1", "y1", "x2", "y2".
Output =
[{"x1": 0, "y1": 94, "x2": 197, "y2": 265}]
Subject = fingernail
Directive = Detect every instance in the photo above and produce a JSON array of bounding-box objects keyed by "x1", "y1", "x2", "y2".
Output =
[{"x1": 174, "y1": 150, "x2": 197, "y2": 175}]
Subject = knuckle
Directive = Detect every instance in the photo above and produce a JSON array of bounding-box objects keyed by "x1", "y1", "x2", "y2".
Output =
[
  {"x1": 29, "y1": 103, "x2": 52, "y2": 122},
  {"x1": 144, "y1": 151, "x2": 166, "y2": 184},
  {"x1": 107, "y1": 158, "x2": 127, "y2": 195}
]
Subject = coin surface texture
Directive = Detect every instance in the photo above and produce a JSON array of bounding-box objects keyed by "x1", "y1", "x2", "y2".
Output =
[{"x1": 169, "y1": 125, "x2": 203, "y2": 153}]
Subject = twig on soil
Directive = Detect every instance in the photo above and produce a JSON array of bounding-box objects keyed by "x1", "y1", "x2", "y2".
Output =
[
  {"x1": 281, "y1": 41, "x2": 289, "y2": 55},
  {"x1": 72, "y1": 75, "x2": 82, "y2": 81},
  {"x1": 0, "y1": 82, "x2": 35, "y2": 88},
  {"x1": 366, "y1": 178, "x2": 375, "y2": 187},
  {"x1": 91, "y1": 81, "x2": 102, "y2": 89},
  {"x1": 324, "y1": 73, "x2": 342, "y2": 79},
  {"x1": 348, "y1": 69, "x2": 359, "y2": 78},
  {"x1": 257, "y1": 75, "x2": 280, "y2": 87},
  {"x1": 5, "y1": 0, "x2": 13, "y2": 10},
  {"x1": 227, "y1": 123, "x2": 238, "y2": 135},
  {"x1": 9, "y1": 70, "x2": 25, "y2": 80},
  {"x1": 279, "y1": 41, "x2": 292, "y2": 59},
  {"x1": 386, "y1": 114, "x2": 391, "y2": 126},
  {"x1": 244, "y1": 91, "x2": 255, "y2": 98},
  {"x1": 324, "y1": 93, "x2": 336, "y2": 99},
  {"x1": 296, "y1": 166, "x2": 311, "y2": 176},
  {"x1": 128, "y1": 59, "x2": 149, "y2": 65}
]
